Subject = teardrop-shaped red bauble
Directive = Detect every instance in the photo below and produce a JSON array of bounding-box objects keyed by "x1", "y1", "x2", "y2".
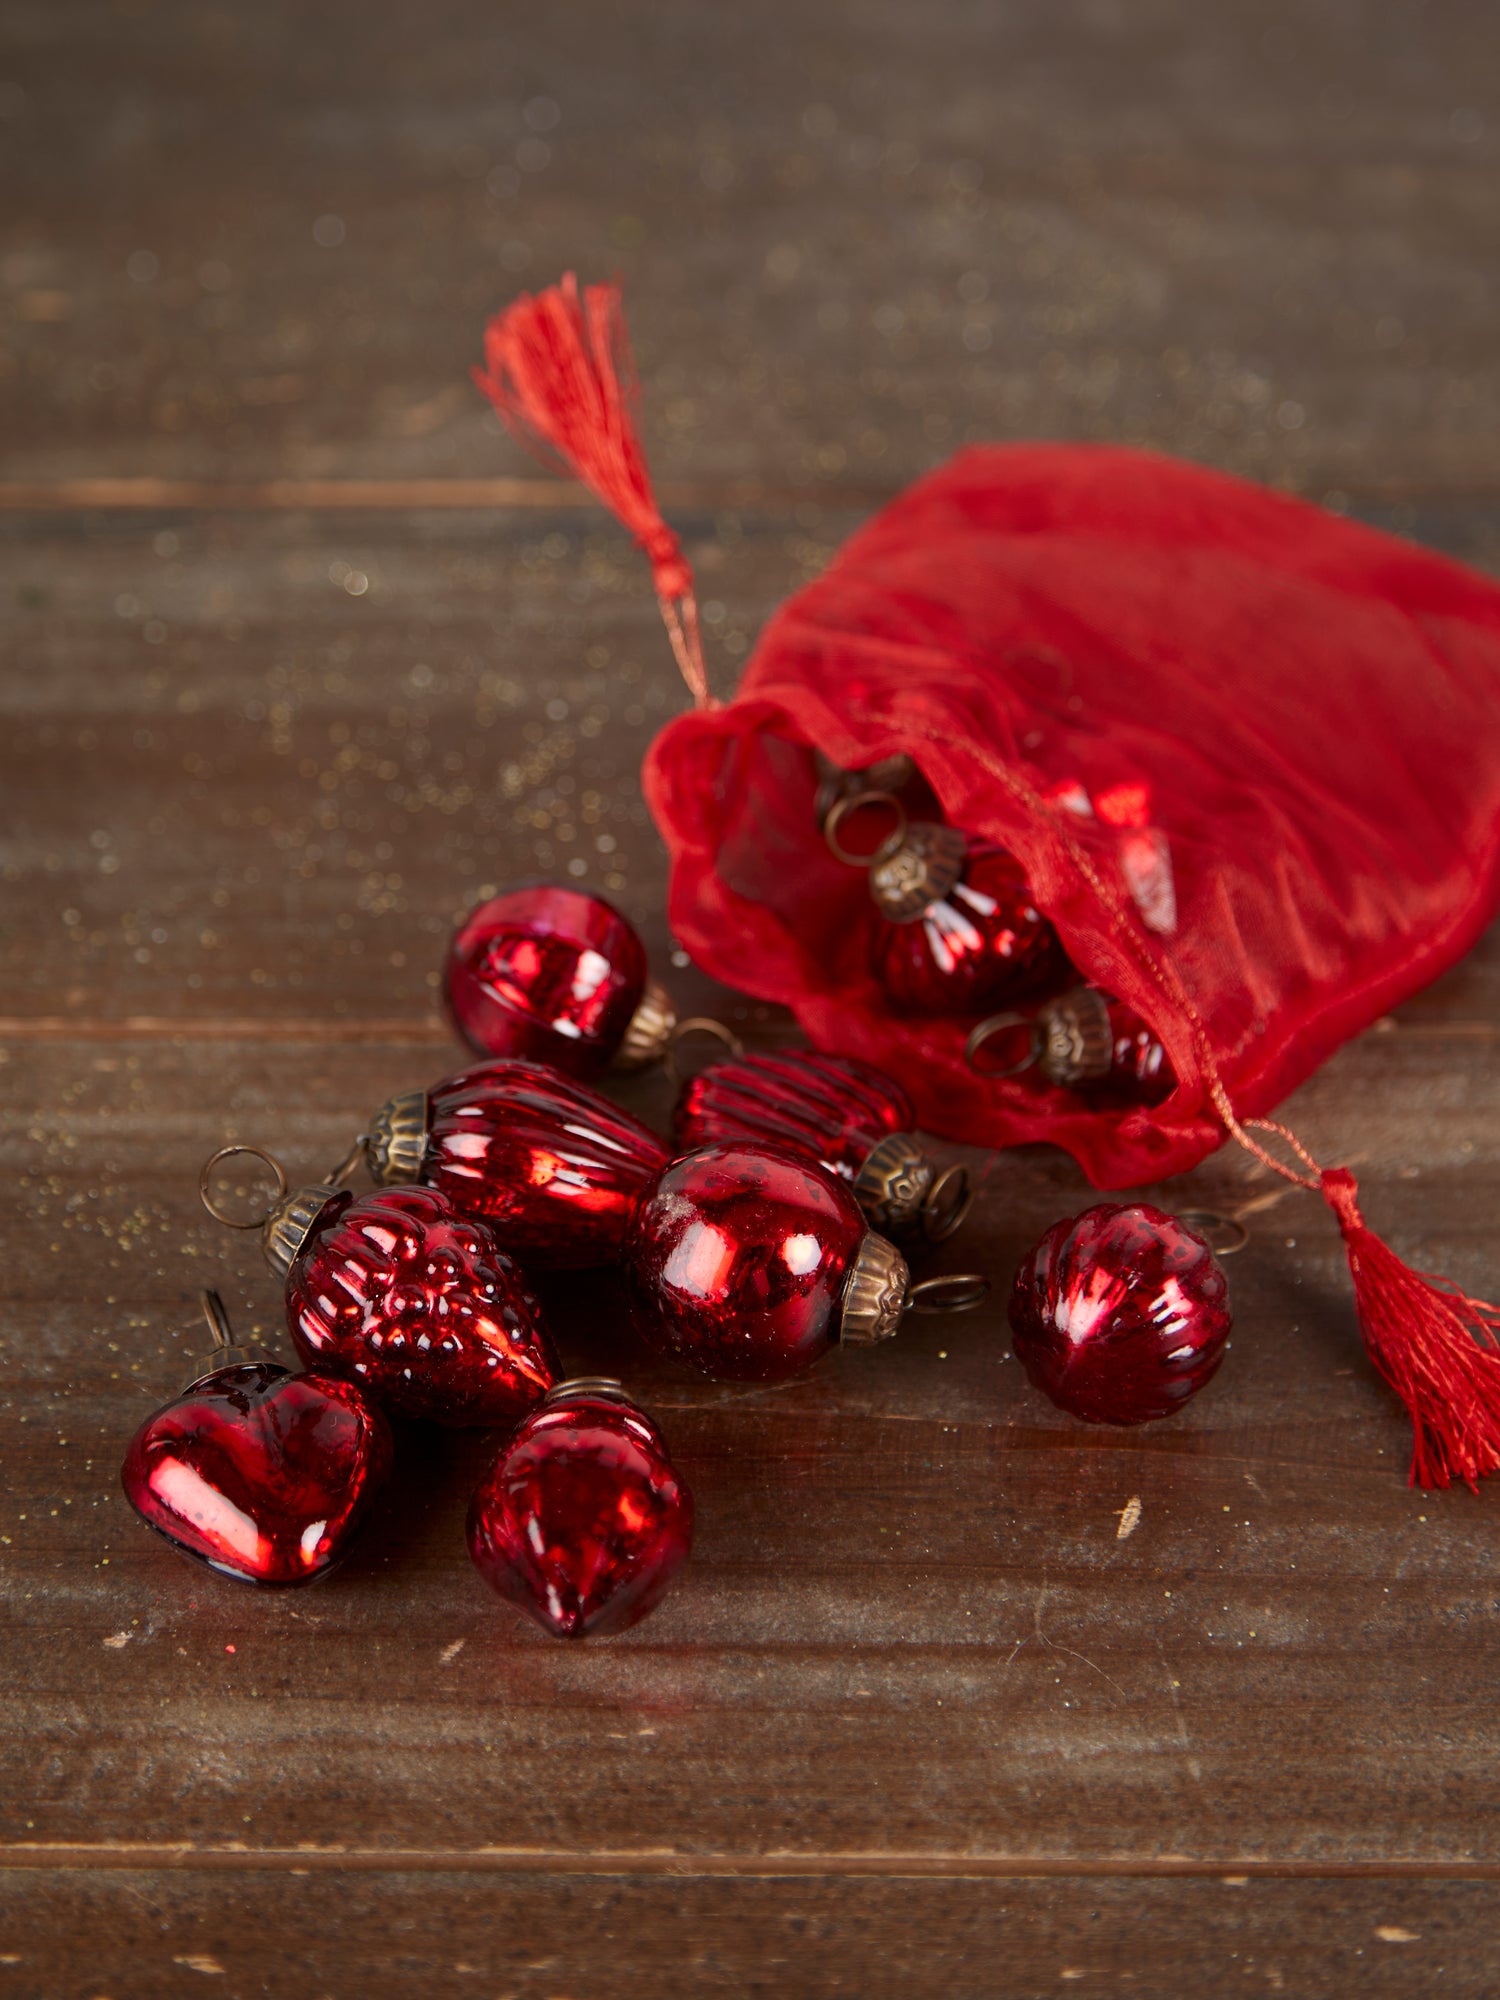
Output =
[
  {"x1": 121, "y1": 1362, "x2": 392, "y2": 1585},
  {"x1": 873, "y1": 840, "x2": 1070, "y2": 1016},
  {"x1": 623, "y1": 1142, "x2": 870, "y2": 1381},
  {"x1": 467, "y1": 1383, "x2": 693, "y2": 1639},
  {"x1": 373, "y1": 1059, "x2": 669, "y2": 1269},
  {"x1": 1008, "y1": 1203, "x2": 1230, "y2": 1424},
  {"x1": 284, "y1": 1186, "x2": 560, "y2": 1426},
  {"x1": 445, "y1": 885, "x2": 649, "y2": 1078}
]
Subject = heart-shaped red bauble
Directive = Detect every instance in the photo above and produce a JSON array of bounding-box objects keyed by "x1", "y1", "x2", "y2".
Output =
[
  {"x1": 1008, "y1": 1202, "x2": 1231, "y2": 1424},
  {"x1": 467, "y1": 1385, "x2": 693, "y2": 1639},
  {"x1": 285, "y1": 1185, "x2": 560, "y2": 1426},
  {"x1": 121, "y1": 1362, "x2": 392, "y2": 1586}
]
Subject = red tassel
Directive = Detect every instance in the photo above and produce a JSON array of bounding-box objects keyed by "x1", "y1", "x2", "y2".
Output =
[
  {"x1": 473, "y1": 274, "x2": 712, "y2": 709},
  {"x1": 1321, "y1": 1166, "x2": 1500, "y2": 1490}
]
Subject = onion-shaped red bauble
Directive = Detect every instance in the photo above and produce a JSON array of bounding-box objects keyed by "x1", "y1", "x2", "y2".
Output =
[
  {"x1": 281, "y1": 1185, "x2": 560, "y2": 1427},
  {"x1": 121, "y1": 1362, "x2": 392, "y2": 1586},
  {"x1": 367, "y1": 1059, "x2": 669, "y2": 1269},
  {"x1": 467, "y1": 1381, "x2": 693, "y2": 1639},
  {"x1": 1008, "y1": 1202, "x2": 1230, "y2": 1424},
  {"x1": 872, "y1": 839, "x2": 1070, "y2": 1016},
  {"x1": 445, "y1": 885, "x2": 667, "y2": 1078},
  {"x1": 623, "y1": 1141, "x2": 906, "y2": 1382}
]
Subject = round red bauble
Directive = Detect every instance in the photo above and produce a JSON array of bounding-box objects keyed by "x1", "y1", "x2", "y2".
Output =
[
  {"x1": 873, "y1": 840, "x2": 1070, "y2": 1016},
  {"x1": 1008, "y1": 1202, "x2": 1230, "y2": 1424},
  {"x1": 623, "y1": 1141, "x2": 870, "y2": 1382},
  {"x1": 121, "y1": 1362, "x2": 392, "y2": 1586},
  {"x1": 284, "y1": 1185, "x2": 559, "y2": 1427},
  {"x1": 466, "y1": 1383, "x2": 693, "y2": 1639},
  {"x1": 445, "y1": 885, "x2": 649, "y2": 1078}
]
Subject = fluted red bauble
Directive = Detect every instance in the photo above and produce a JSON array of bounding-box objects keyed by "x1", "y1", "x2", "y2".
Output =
[
  {"x1": 444, "y1": 885, "x2": 648, "y2": 1078},
  {"x1": 467, "y1": 1386, "x2": 693, "y2": 1639},
  {"x1": 284, "y1": 1185, "x2": 559, "y2": 1426},
  {"x1": 121, "y1": 1363, "x2": 392, "y2": 1585},
  {"x1": 1008, "y1": 1203, "x2": 1230, "y2": 1424},
  {"x1": 376, "y1": 1059, "x2": 668, "y2": 1268},
  {"x1": 873, "y1": 840, "x2": 1070, "y2": 1015},
  {"x1": 624, "y1": 1142, "x2": 868, "y2": 1382},
  {"x1": 674, "y1": 1050, "x2": 909, "y2": 1181}
]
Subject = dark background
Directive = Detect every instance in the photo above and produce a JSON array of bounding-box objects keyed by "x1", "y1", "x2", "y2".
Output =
[{"x1": 3, "y1": 3, "x2": 1499, "y2": 1994}]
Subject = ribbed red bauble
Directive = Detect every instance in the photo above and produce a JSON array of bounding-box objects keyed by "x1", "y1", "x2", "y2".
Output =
[
  {"x1": 673, "y1": 1049, "x2": 969, "y2": 1241},
  {"x1": 362, "y1": 1058, "x2": 668, "y2": 1268},
  {"x1": 467, "y1": 1380, "x2": 693, "y2": 1639},
  {"x1": 1008, "y1": 1203, "x2": 1230, "y2": 1424}
]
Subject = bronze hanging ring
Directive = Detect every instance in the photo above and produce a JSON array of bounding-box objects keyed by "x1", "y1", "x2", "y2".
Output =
[
  {"x1": 199, "y1": 1144, "x2": 288, "y2": 1229},
  {"x1": 663, "y1": 1017, "x2": 744, "y2": 1087},
  {"x1": 1175, "y1": 1209, "x2": 1250, "y2": 1257},
  {"x1": 326, "y1": 1136, "x2": 370, "y2": 1188},
  {"x1": 906, "y1": 1273, "x2": 991, "y2": 1314},
  {"x1": 922, "y1": 1163, "x2": 974, "y2": 1243},
  {"x1": 823, "y1": 789, "x2": 908, "y2": 868},
  {"x1": 964, "y1": 1011, "x2": 1042, "y2": 1079},
  {"x1": 199, "y1": 1289, "x2": 236, "y2": 1348}
]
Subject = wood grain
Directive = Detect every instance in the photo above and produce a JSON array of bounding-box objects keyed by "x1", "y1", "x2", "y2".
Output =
[{"x1": 4, "y1": 0, "x2": 1500, "y2": 1990}]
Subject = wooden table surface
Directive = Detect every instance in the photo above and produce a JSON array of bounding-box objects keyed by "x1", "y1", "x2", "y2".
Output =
[{"x1": 4, "y1": 3, "x2": 1499, "y2": 1994}]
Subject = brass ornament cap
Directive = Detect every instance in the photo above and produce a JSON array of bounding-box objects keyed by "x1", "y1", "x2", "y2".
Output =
[
  {"x1": 366, "y1": 1088, "x2": 430, "y2": 1185},
  {"x1": 853, "y1": 1131, "x2": 936, "y2": 1238},
  {"x1": 814, "y1": 751, "x2": 918, "y2": 828},
  {"x1": 869, "y1": 822, "x2": 968, "y2": 923},
  {"x1": 263, "y1": 1184, "x2": 339, "y2": 1285},
  {"x1": 1038, "y1": 987, "x2": 1115, "y2": 1087},
  {"x1": 613, "y1": 978, "x2": 678, "y2": 1071},
  {"x1": 839, "y1": 1231, "x2": 911, "y2": 1347}
]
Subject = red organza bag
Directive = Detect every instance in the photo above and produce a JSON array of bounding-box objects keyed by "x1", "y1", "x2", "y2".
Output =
[{"x1": 474, "y1": 276, "x2": 1500, "y2": 1487}]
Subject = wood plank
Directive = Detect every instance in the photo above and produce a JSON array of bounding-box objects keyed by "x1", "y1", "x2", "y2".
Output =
[
  {"x1": 2, "y1": 0, "x2": 1497, "y2": 490},
  {"x1": 3, "y1": 1870, "x2": 1495, "y2": 1999}
]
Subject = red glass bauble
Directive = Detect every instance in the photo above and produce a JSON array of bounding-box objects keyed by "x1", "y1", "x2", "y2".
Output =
[
  {"x1": 1088, "y1": 997, "x2": 1175, "y2": 1107},
  {"x1": 873, "y1": 840, "x2": 1069, "y2": 1016},
  {"x1": 444, "y1": 886, "x2": 648, "y2": 1078},
  {"x1": 121, "y1": 1363, "x2": 392, "y2": 1586},
  {"x1": 674, "y1": 1050, "x2": 909, "y2": 1180},
  {"x1": 1008, "y1": 1203, "x2": 1231, "y2": 1424},
  {"x1": 623, "y1": 1141, "x2": 869, "y2": 1382},
  {"x1": 372, "y1": 1059, "x2": 669, "y2": 1269},
  {"x1": 285, "y1": 1186, "x2": 560, "y2": 1426},
  {"x1": 467, "y1": 1382, "x2": 693, "y2": 1639}
]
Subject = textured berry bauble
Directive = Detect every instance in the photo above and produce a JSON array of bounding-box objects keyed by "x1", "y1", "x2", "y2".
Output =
[
  {"x1": 121, "y1": 1363, "x2": 392, "y2": 1585},
  {"x1": 284, "y1": 1185, "x2": 559, "y2": 1426},
  {"x1": 624, "y1": 1141, "x2": 892, "y2": 1382},
  {"x1": 367, "y1": 1058, "x2": 669, "y2": 1269},
  {"x1": 467, "y1": 1382, "x2": 693, "y2": 1639},
  {"x1": 1008, "y1": 1203, "x2": 1230, "y2": 1424},
  {"x1": 445, "y1": 885, "x2": 662, "y2": 1078},
  {"x1": 872, "y1": 840, "x2": 1070, "y2": 1016}
]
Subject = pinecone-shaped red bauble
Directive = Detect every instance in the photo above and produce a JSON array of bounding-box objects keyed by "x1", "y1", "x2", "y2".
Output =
[
  {"x1": 467, "y1": 1379, "x2": 693, "y2": 1639},
  {"x1": 624, "y1": 1141, "x2": 985, "y2": 1382},
  {"x1": 868, "y1": 833, "x2": 1072, "y2": 1016},
  {"x1": 1008, "y1": 1203, "x2": 1231, "y2": 1424},
  {"x1": 968, "y1": 986, "x2": 1176, "y2": 1107},
  {"x1": 120, "y1": 1294, "x2": 392, "y2": 1585},
  {"x1": 363, "y1": 1058, "x2": 669, "y2": 1269},
  {"x1": 673, "y1": 1049, "x2": 969, "y2": 1241},
  {"x1": 446, "y1": 885, "x2": 677, "y2": 1078}
]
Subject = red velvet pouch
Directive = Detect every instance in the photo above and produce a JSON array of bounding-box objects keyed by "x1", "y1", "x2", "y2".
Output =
[{"x1": 473, "y1": 275, "x2": 1500, "y2": 1487}]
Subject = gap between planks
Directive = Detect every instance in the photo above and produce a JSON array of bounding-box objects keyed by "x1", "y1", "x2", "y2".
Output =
[
  {"x1": 0, "y1": 474, "x2": 1497, "y2": 514},
  {"x1": 3, "y1": 1846, "x2": 1500, "y2": 1880}
]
